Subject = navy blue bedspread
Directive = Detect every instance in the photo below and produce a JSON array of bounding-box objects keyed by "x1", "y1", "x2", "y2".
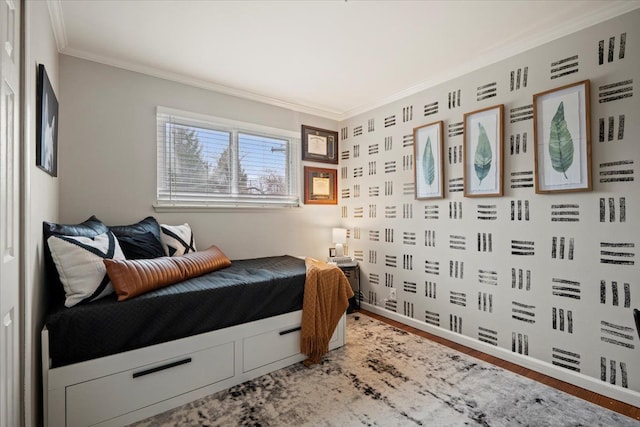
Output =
[{"x1": 45, "y1": 255, "x2": 305, "y2": 368}]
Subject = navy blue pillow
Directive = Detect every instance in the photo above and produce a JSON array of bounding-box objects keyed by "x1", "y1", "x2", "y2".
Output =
[
  {"x1": 114, "y1": 232, "x2": 165, "y2": 260},
  {"x1": 109, "y1": 217, "x2": 165, "y2": 260}
]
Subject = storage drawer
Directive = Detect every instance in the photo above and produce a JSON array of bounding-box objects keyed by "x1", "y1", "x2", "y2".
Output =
[
  {"x1": 66, "y1": 341, "x2": 234, "y2": 427},
  {"x1": 243, "y1": 323, "x2": 301, "y2": 373},
  {"x1": 243, "y1": 321, "x2": 341, "y2": 373}
]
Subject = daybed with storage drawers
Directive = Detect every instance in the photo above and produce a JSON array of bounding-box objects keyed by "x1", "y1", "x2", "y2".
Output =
[
  {"x1": 41, "y1": 217, "x2": 349, "y2": 426},
  {"x1": 42, "y1": 255, "x2": 347, "y2": 426}
]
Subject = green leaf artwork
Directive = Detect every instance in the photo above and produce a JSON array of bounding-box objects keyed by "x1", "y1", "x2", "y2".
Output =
[
  {"x1": 474, "y1": 122, "x2": 492, "y2": 185},
  {"x1": 423, "y1": 137, "x2": 435, "y2": 187},
  {"x1": 548, "y1": 101, "x2": 574, "y2": 179}
]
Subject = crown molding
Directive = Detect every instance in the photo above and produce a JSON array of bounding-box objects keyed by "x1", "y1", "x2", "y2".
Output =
[
  {"x1": 46, "y1": 0, "x2": 68, "y2": 51},
  {"x1": 59, "y1": 47, "x2": 344, "y2": 122},
  {"x1": 341, "y1": 1, "x2": 640, "y2": 120},
  {"x1": 48, "y1": 1, "x2": 639, "y2": 123}
]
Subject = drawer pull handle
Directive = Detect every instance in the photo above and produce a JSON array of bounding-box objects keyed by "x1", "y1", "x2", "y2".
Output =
[
  {"x1": 279, "y1": 326, "x2": 301, "y2": 336},
  {"x1": 132, "y1": 357, "x2": 192, "y2": 379}
]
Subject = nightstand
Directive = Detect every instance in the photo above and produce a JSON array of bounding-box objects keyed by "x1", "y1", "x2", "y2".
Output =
[{"x1": 337, "y1": 262, "x2": 360, "y2": 313}]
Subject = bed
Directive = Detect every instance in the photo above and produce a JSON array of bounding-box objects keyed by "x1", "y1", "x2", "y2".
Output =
[{"x1": 41, "y1": 217, "x2": 348, "y2": 427}]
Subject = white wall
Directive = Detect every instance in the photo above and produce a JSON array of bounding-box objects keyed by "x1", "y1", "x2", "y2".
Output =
[
  {"x1": 22, "y1": 1, "x2": 60, "y2": 425},
  {"x1": 58, "y1": 56, "x2": 340, "y2": 261},
  {"x1": 339, "y1": 9, "x2": 639, "y2": 406}
]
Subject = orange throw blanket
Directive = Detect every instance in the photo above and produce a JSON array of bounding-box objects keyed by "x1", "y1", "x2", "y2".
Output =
[{"x1": 300, "y1": 258, "x2": 354, "y2": 366}]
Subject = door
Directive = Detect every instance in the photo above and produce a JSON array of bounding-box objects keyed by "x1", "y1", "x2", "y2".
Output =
[{"x1": 0, "y1": 0, "x2": 21, "y2": 426}]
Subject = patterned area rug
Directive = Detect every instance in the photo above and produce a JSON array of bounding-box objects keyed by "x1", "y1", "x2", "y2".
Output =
[{"x1": 132, "y1": 314, "x2": 639, "y2": 426}]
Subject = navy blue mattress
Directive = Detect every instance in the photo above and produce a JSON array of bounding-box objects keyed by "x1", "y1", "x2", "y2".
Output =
[{"x1": 45, "y1": 255, "x2": 305, "y2": 368}]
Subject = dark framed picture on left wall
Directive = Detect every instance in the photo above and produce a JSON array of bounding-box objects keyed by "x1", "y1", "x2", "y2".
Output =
[{"x1": 36, "y1": 64, "x2": 58, "y2": 177}]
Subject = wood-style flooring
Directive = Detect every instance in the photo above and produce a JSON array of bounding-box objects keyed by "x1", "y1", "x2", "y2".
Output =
[{"x1": 359, "y1": 309, "x2": 640, "y2": 421}]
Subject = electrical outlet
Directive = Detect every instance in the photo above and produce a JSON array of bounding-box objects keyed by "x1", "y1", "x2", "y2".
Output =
[{"x1": 389, "y1": 287, "x2": 397, "y2": 301}]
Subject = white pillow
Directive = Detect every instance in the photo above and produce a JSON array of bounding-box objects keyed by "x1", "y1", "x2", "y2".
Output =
[
  {"x1": 160, "y1": 223, "x2": 197, "y2": 256},
  {"x1": 47, "y1": 231, "x2": 125, "y2": 307}
]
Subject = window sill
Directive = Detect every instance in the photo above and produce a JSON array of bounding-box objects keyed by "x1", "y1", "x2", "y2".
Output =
[{"x1": 153, "y1": 203, "x2": 302, "y2": 213}]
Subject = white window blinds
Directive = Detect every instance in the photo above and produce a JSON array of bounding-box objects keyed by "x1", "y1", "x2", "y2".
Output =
[{"x1": 156, "y1": 107, "x2": 299, "y2": 208}]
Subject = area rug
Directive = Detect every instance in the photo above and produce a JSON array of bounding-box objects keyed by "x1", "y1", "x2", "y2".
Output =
[{"x1": 131, "y1": 314, "x2": 639, "y2": 426}]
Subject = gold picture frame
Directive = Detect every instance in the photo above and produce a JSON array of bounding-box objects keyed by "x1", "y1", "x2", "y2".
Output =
[
  {"x1": 533, "y1": 80, "x2": 592, "y2": 194},
  {"x1": 413, "y1": 121, "x2": 445, "y2": 200},
  {"x1": 304, "y1": 166, "x2": 337, "y2": 204},
  {"x1": 463, "y1": 104, "x2": 504, "y2": 197}
]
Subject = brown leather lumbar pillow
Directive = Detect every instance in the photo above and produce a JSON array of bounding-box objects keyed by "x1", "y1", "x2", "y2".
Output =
[
  {"x1": 104, "y1": 245, "x2": 231, "y2": 301},
  {"x1": 171, "y1": 245, "x2": 232, "y2": 277}
]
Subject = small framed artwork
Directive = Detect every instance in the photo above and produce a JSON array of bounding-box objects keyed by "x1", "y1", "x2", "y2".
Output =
[
  {"x1": 329, "y1": 248, "x2": 337, "y2": 257},
  {"x1": 533, "y1": 80, "x2": 591, "y2": 194},
  {"x1": 301, "y1": 125, "x2": 338, "y2": 164},
  {"x1": 304, "y1": 166, "x2": 337, "y2": 204},
  {"x1": 413, "y1": 121, "x2": 444, "y2": 200},
  {"x1": 463, "y1": 104, "x2": 504, "y2": 197},
  {"x1": 36, "y1": 64, "x2": 59, "y2": 177}
]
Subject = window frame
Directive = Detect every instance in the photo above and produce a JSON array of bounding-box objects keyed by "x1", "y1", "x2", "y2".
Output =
[{"x1": 155, "y1": 106, "x2": 300, "y2": 211}]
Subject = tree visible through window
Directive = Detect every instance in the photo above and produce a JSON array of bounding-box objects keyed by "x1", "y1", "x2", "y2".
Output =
[
  {"x1": 157, "y1": 108, "x2": 299, "y2": 207},
  {"x1": 169, "y1": 125, "x2": 211, "y2": 193},
  {"x1": 239, "y1": 132, "x2": 287, "y2": 196}
]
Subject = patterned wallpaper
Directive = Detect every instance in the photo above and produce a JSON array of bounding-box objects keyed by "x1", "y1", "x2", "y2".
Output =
[{"x1": 338, "y1": 10, "x2": 639, "y2": 397}]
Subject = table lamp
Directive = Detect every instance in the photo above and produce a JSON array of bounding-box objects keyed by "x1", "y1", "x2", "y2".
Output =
[{"x1": 332, "y1": 228, "x2": 347, "y2": 257}]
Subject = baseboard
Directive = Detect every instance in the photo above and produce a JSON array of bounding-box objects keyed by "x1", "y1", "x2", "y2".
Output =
[{"x1": 361, "y1": 302, "x2": 640, "y2": 408}]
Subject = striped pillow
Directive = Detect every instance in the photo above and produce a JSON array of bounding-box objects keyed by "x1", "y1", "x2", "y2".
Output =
[
  {"x1": 160, "y1": 223, "x2": 196, "y2": 256},
  {"x1": 47, "y1": 231, "x2": 125, "y2": 307}
]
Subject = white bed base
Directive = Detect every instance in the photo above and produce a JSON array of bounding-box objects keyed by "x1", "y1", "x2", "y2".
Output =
[{"x1": 42, "y1": 310, "x2": 346, "y2": 427}]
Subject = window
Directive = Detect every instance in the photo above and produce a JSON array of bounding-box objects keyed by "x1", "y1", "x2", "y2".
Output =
[{"x1": 156, "y1": 107, "x2": 299, "y2": 208}]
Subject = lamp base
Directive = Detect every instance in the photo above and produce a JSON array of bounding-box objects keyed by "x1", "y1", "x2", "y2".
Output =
[{"x1": 335, "y1": 243, "x2": 344, "y2": 257}]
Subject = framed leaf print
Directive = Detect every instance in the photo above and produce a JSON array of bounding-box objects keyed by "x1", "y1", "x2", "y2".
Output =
[
  {"x1": 413, "y1": 121, "x2": 444, "y2": 199},
  {"x1": 463, "y1": 104, "x2": 504, "y2": 197},
  {"x1": 533, "y1": 80, "x2": 591, "y2": 193}
]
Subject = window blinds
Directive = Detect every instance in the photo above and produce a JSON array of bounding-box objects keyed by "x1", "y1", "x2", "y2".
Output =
[{"x1": 156, "y1": 108, "x2": 299, "y2": 208}]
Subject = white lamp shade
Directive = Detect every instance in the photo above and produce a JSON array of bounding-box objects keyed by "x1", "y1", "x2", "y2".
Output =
[{"x1": 332, "y1": 228, "x2": 347, "y2": 244}]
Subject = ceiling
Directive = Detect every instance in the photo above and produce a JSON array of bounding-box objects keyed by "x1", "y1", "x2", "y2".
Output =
[{"x1": 49, "y1": 0, "x2": 638, "y2": 121}]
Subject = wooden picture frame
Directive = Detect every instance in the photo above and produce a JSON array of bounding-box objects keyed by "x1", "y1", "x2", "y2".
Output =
[
  {"x1": 533, "y1": 80, "x2": 591, "y2": 194},
  {"x1": 36, "y1": 64, "x2": 59, "y2": 177},
  {"x1": 413, "y1": 121, "x2": 444, "y2": 200},
  {"x1": 304, "y1": 166, "x2": 337, "y2": 204},
  {"x1": 463, "y1": 104, "x2": 504, "y2": 197},
  {"x1": 301, "y1": 125, "x2": 338, "y2": 164}
]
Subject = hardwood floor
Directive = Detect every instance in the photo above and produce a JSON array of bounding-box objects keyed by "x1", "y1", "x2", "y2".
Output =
[{"x1": 358, "y1": 309, "x2": 640, "y2": 421}]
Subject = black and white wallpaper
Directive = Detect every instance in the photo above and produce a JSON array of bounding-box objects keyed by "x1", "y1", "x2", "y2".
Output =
[{"x1": 338, "y1": 10, "x2": 639, "y2": 397}]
